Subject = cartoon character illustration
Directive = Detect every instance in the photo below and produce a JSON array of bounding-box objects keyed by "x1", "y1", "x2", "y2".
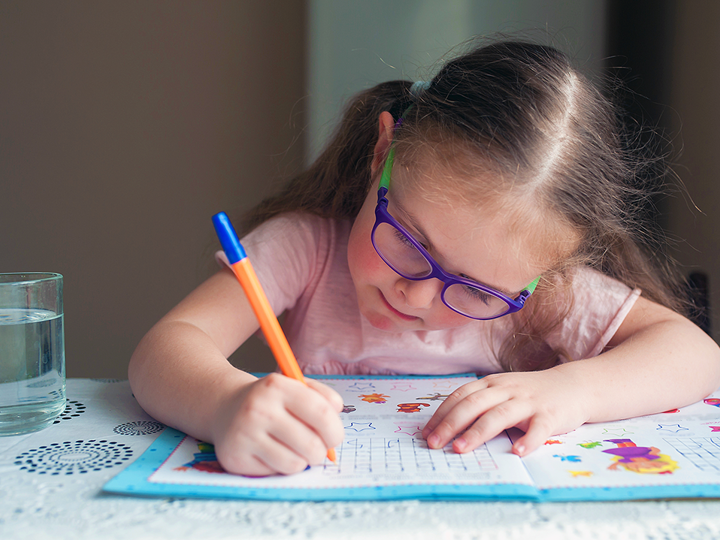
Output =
[
  {"x1": 578, "y1": 441, "x2": 603, "y2": 449},
  {"x1": 397, "y1": 403, "x2": 431, "y2": 414},
  {"x1": 602, "y1": 439, "x2": 679, "y2": 474},
  {"x1": 417, "y1": 393, "x2": 450, "y2": 402},
  {"x1": 553, "y1": 454, "x2": 581, "y2": 462},
  {"x1": 174, "y1": 441, "x2": 224, "y2": 474},
  {"x1": 359, "y1": 393, "x2": 390, "y2": 404},
  {"x1": 704, "y1": 398, "x2": 720, "y2": 408},
  {"x1": 342, "y1": 404, "x2": 356, "y2": 414}
]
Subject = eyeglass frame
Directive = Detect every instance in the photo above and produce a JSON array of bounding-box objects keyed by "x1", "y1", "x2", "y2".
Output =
[{"x1": 371, "y1": 146, "x2": 540, "y2": 320}]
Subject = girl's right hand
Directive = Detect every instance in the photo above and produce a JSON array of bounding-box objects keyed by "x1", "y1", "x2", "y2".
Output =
[{"x1": 211, "y1": 373, "x2": 345, "y2": 476}]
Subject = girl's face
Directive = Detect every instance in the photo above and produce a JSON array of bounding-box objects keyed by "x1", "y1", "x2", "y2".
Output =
[{"x1": 347, "y1": 156, "x2": 549, "y2": 333}]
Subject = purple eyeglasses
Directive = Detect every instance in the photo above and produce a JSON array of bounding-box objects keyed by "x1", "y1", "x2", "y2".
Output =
[{"x1": 371, "y1": 147, "x2": 539, "y2": 320}]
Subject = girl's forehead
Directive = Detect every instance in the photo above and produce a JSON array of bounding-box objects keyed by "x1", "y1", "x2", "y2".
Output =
[
  {"x1": 393, "y1": 141, "x2": 502, "y2": 203},
  {"x1": 391, "y1": 147, "x2": 504, "y2": 217},
  {"x1": 389, "y1": 150, "x2": 579, "y2": 276}
]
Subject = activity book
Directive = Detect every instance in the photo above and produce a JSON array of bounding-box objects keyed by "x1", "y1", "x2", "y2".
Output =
[{"x1": 104, "y1": 374, "x2": 720, "y2": 502}]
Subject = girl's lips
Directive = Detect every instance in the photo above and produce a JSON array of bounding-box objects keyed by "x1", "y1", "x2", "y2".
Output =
[{"x1": 379, "y1": 290, "x2": 419, "y2": 321}]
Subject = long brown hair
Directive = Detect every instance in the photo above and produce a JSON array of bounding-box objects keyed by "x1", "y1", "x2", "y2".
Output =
[{"x1": 242, "y1": 39, "x2": 689, "y2": 372}]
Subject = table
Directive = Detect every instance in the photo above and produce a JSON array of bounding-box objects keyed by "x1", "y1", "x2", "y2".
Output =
[{"x1": 2, "y1": 379, "x2": 720, "y2": 540}]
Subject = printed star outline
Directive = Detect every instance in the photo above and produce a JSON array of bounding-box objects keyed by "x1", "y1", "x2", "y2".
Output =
[
  {"x1": 601, "y1": 427, "x2": 633, "y2": 437},
  {"x1": 344, "y1": 422, "x2": 376, "y2": 432},
  {"x1": 347, "y1": 382, "x2": 376, "y2": 391},
  {"x1": 656, "y1": 423, "x2": 689, "y2": 434},
  {"x1": 394, "y1": 424, "x2": 423, "y2": 436}
]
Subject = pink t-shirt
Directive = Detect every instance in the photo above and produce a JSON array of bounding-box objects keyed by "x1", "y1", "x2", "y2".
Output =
[{"x1": 219, "y1": 213, "x2": 640, "y2": 376}]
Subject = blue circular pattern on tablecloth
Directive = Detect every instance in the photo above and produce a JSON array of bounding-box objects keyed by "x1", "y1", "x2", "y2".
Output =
[
  {"x1": 113, "y1": 420, "x2": 164, "y2": 436},
  {"x1": 14, "y1": 440, "x2": 133, "y2": 475},
  {"x1": 52, "y1": 399, "x2": 87, "y2": 424}
]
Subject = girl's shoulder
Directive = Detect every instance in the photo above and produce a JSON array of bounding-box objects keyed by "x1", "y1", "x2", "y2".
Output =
[
  {"x1": 545, "y1": 265, "x2": 642, "y2": 361},
  {"x1": 214, "y1": 212, "x2": 351, "y2": 270},
  {"x1": 568, "y1": 266, "x2": 639, "y2": 296},
  {"x1": 244, "y1": 212, "x2": 351, "y2": 246}
]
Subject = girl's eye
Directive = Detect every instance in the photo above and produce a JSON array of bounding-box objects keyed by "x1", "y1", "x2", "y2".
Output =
[
  {"x1": 462, "y1": 285, "x2": 493, "y2": 306},
  {"x1": 392, "y1": 228, "x2": 427, "y2": 251}
]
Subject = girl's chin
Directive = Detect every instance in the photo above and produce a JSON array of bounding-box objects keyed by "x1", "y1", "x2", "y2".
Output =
[{"x1": 362, "y1": 309, "x2": 406, "y2": 332}]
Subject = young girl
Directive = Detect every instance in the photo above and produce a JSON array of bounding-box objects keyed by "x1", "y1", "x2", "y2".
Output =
[{"x1": 129, "y1": 39, "x2": 720, "y2": 477}]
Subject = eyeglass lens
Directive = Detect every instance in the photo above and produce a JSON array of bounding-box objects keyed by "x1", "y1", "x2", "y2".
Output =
[{"x1": 372, "y1": 221, "x2": 511, "y2": 319}]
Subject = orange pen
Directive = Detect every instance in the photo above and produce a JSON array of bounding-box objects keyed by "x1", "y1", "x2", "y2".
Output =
[{"x1": 212, "y1": 211, "x2": 337, "y2": 464}]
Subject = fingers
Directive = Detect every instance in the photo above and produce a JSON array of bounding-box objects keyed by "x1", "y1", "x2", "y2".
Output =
[
  {"x1": 282, "y1": 378, "x2": 344, "y2": 449},
  {"x1": 216, "y1": 374, "x2": 343, "y2": 476},
  {"x1": 423, "y1": 382, "x2": 507, "y2": 450},
  {"x1": 451, "y1": 401, "x2": 533, "y2": 453},
  {"x1": 306, "y1": 378, "x2": 344, "y2": 412},
  {"x1": 263, "y1": 417, "x2": 335, "y2": 472},
  {"x1": 510, "y1": 416, "x2": 554, "y2": 457},
  {"x1": 421, "y1": 380, "x2": 488, "y2": 438},
  {"x1": 422, "y1": 377, "x2": 557, "y2": 455}
]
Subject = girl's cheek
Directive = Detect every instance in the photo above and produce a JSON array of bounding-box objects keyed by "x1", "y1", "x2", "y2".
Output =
[
  {"x1": 430, "y1": 307, "x2": 472, "y2": 329},
  {"x1": 347, "y1": 218, "x2": 388, "y2": 282}
]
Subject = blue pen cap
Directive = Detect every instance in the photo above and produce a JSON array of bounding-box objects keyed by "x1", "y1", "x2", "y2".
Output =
[{"x1": 212, "y1": 212, "x2": 247, "y2": 264}]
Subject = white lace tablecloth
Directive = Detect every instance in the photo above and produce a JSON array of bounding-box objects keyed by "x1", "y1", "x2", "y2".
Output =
[{"x1": 2, "y1": 379, "x2": 720, "y2": 540}]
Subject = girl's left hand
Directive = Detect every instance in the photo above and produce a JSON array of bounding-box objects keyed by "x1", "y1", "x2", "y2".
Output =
[{"x1": 422, "y1": 368, "x2": 590, "y2": 456}]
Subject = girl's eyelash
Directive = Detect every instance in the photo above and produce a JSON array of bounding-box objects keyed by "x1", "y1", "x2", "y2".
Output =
[
  {"x1": 461, "y1": 285, "x2": 493, "y2": 306},
  {"x1": 396, "y1": 222, "x2": 429, "y2": 249},
  {"x1": 394, "y1": 228, "x2": 429, "y2": 252}
]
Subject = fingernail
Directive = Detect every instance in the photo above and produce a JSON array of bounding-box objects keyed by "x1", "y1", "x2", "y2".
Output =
[
  {"x1": 428, "y1": 434, "x2": 440, "y2": 447},
  {"x1": 455, "y1": 438, "x2": 467, "y2": 451},
  {"x1": 514, "y1": 444, "x2": 525, "y2": 456}
]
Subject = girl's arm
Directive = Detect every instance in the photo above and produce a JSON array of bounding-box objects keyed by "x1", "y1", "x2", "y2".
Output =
[
  {"x1": 423, "y1": 296, "x2": 720, "y2": 456},
  {"x1": 128, "y1": 268, "x2": 344, "y2": 476}
]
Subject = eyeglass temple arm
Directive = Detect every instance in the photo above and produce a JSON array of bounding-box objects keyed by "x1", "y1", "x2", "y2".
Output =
[
  {"x1": 379, "y1": 147, "x2": 395, "y2": 191},
  {"x1": 523, "y1": 276, "x2": 540, "y2": 296}
]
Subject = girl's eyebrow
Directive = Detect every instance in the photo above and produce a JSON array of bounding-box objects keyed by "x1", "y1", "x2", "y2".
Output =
[{"x1": 391, "y1": 199, "x2": 515, "y2": 296}]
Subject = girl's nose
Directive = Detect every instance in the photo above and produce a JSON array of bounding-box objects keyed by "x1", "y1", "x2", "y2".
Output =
[{"x1": 396, "y1": 278, "x2": 443, "y2": 310}]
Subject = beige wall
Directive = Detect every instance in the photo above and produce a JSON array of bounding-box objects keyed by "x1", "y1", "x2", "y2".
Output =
[
  {"x1": 1, "y1": 1, "x2": 305, "y2": 377},
  {"x1": 667, "y1": 2, "x2": 720, "y2": 343}
]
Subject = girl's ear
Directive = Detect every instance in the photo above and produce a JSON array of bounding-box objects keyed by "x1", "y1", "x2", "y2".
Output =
[{"x1": 371, "y1": 111, "x2": 395, "y2": 175}]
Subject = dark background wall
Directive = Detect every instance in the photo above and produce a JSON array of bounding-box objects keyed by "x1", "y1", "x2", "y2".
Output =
[
  {"x1": 1, "y1": 1, "x2": 304, "y2": 377},
  {"x1": 607, "y1": 0, "x2": 719, "y2": 340}
]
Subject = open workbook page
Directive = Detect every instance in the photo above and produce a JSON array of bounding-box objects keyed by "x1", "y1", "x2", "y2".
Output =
[
  {"x1": 107, "y1": 374, "x2": 538, "y2": 500},
  {"x1": 513, "y1": 389, "x2": 720, "y2": 501}
]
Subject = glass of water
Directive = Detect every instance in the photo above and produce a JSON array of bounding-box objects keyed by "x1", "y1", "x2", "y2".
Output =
[{"x1": 0, "y1": 273, "x2": 65, "y2": 436}]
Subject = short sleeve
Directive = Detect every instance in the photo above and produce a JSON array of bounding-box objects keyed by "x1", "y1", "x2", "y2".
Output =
[
  {"x1": 545, "y1": 267, "x2": 641, "y2": 362},
  {"x1": 214, "y1": 213, "x2": 332, "y2": 317}
]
